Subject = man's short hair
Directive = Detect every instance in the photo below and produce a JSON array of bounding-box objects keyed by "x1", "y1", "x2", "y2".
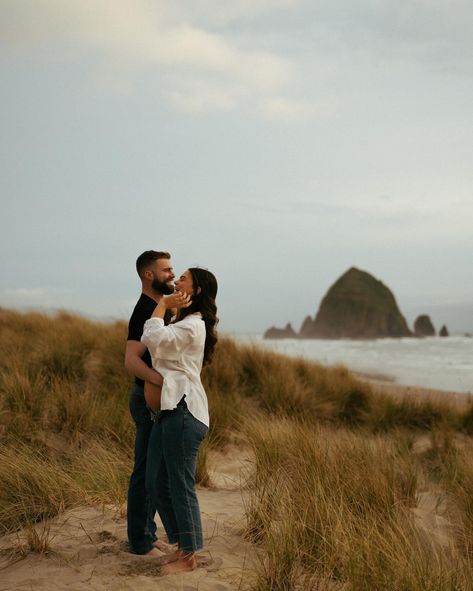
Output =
[{"x1": 136, "y1": 250, "x2": 170, "y2": 279}]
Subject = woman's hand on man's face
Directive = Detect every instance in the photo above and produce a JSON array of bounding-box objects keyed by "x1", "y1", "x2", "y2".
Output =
[{"x1": 162, "y1": 291, "x2": 192, "y2": 309}]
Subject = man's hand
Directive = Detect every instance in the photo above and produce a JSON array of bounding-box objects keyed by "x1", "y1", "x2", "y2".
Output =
[
  {"x1": 125, "y1": 340, "x2": 164, "y2": 384},
  {"x1": 144, "y1": 381, "x2": 162, "y2": 413},
  {"x1": 147, "y1": 369, "x2": 164, "y2": 386}
]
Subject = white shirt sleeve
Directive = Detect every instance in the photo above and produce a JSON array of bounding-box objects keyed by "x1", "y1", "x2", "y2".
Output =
[{"x1": 141, "y1": 316, "x2": 198, "y2": 362}]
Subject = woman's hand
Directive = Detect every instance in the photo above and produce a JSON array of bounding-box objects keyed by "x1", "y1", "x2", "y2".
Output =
[
  {"x1": 151, "y1": 292, "x2": 192, "y2": 319},
  {"x1": 161, "y1": 292, "x2": 192, "y2": 310}
]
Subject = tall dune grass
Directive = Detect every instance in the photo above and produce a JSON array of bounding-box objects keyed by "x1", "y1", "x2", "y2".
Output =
[
  {"x1": 0, "y1": 442, "x2": 76, "y2": 532},
  {"x1": 244, "y1": 417, "x2": 472, "y2": 590},
  {"x1": 1, "y1": 309, "x2": 468, "y2": 448},
  {"x1": 2, "y1": 308, "x2": 473, "y2": 590},
  {"x1": 0, "y1": 310, "x2": 145, "y2": 535},
  {"x1": 416, "y1": 429, "x2": 473, "y2": 559}
]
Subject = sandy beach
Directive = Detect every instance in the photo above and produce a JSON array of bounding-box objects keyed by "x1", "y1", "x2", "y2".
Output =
[{"x1": 0, "y1": 446, "x2": 255, "y2": 591}]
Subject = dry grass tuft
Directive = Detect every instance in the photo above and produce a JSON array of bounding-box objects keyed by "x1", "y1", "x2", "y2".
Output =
[
  {"x1": 0, "y1": 441, "x2": 76, "y2": 532},
  {"x1": 22, "y1": 521, "x2": 54, "y2": 555}
]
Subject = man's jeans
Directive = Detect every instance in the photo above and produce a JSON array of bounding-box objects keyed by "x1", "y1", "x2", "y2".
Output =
[
  {"x1": 127, "y1": 383, "x2": 158, "y2": 554},
  {"x1": 146, "y1": 399, "x2": 208, "y2": 553}
]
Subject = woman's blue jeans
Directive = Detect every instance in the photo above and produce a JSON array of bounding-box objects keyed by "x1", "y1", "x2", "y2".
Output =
[{"x1": 146, "y1": 399, "x2": 208, "y2": 553}]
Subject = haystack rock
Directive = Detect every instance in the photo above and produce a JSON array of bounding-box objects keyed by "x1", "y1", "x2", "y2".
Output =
[
  {"x1": 301, "y1": 267, "x2": 412, "y2": 339},
  {"x1": 264, "y1": 322, "x2": 297, "y2": 339},
  {"x1": 414, "y1": 315, "x2": 435, "y2": 337},
  {"x1": 439, "y1": 325, "x2": 449, "y2": 337}
]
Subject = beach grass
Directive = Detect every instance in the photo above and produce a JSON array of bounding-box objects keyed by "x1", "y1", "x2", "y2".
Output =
[
  {"x1": 2, "y1": 309, "x2": 473, "y2": 589},
  {"x1": 243, "y1": 417, "x2": 473, "y2": 590}
]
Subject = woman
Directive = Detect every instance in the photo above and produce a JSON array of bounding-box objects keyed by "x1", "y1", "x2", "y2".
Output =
[{"x1": 141, "y1": 267, "x2": 218, "y2": 575}]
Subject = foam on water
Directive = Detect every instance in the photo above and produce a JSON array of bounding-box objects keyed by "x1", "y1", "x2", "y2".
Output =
[{"x1": 232, "y1": 335, "x2": 473, "y2": 394}]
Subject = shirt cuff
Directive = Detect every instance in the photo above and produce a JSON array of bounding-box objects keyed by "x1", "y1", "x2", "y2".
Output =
[
  {"x1": 141, "y1": 317, "x2": 165, "y2": 344},
  {"x1": 144, "y1": 317, "x2": 165, "y2": 328}
]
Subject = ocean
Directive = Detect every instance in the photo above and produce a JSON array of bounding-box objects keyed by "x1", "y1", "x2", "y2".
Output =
[{"x1": 232, "y1": 335, "x2": 473, "y2": 394}]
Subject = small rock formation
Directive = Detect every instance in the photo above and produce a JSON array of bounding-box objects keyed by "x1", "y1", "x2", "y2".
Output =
[
  {"x1": 414, "y1": 315, "x2": 435, "y2": 337},
  {"x1": 299, "y1": 315, "x2": 315, "y2": 337},
  {"x1": 300, "y1": 267, "x2": 412, "y2": 339},
  {"x1": 264, "y1": 322, "x2": 297, "y2": 339},
  {"x1": 439, "y1": 325, "x2": 449, "y2": 337}
]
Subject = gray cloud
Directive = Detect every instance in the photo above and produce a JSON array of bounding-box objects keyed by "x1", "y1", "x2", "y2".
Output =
[
  {"x1": 321, "y1": 1, "x2": 472, "y2": 73},
  {"x1": 0, "y1": 0, "x2": 310, "y2": 118},
  {"x1": 1, "y1": 0, "x2": 472, "y2": 333}
]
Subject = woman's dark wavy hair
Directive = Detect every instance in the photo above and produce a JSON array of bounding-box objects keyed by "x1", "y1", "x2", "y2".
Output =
[{"x1": 175, "y1": 267, "x2": 218, "y2": 365}]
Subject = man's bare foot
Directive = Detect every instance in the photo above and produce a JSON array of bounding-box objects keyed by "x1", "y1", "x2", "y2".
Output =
[
  {"x1": 153, "y1": 540, "x2": 175, "y2": 554},
  {"x1": 141, "y1": 547, "x2": 164, "y2": 558},
  {"x1": 161, "y1": 552, "x2": 197, "y2": 575}
]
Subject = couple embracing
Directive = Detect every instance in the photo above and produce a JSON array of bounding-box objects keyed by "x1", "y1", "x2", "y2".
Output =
[{"x1": 124, "y1": 250, "x2": 218, "y2": 575}]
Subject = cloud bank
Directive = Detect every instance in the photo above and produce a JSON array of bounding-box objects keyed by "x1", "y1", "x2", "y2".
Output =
[{"x1": 1, "y1": 0, "x2": 309, "y2": 119}]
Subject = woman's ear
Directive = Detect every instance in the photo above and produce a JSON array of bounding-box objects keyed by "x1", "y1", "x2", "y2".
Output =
[{"x1": 196, "y1": 286, "x2": 202, "y2": 295}]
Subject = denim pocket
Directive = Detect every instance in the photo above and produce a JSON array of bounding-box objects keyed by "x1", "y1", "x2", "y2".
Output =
[{"x1": 185, "y1": 412, "x2": 208, "y2": 442}]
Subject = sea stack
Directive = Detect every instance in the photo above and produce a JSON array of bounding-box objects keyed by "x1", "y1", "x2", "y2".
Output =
[
  {"x1": 414, "y1": 315, "x2": 435, "y2": 337},
  {"x1": 299, "y1": 315, "x2": 316, "y2": 337},
  {"x1": 301, "y1": 267, "x2": 412, "y2": 339},
  {"x1": 264, "y1": 322, "x2": 298, "y2": 339},
  {"x1": 439, "y1": 325, "x2": 449, "y2": 337}
]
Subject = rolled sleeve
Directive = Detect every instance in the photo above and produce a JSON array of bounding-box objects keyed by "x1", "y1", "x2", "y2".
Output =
[{"x1": 141, "y1": 317, "x2": 197, "y2": 362}]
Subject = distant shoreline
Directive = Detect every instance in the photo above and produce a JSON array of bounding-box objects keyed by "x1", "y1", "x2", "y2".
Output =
[
  {"x1": 365, "y1": 376, "x2": 473, "y2": 409},
  {"x1": 233, "y1": 333, "x2": 473, "y2": 395}
]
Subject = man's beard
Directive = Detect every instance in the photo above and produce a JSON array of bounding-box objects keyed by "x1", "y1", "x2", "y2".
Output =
[{"x1": 151, "y1": 278, "x2": 174, "y2": 295}]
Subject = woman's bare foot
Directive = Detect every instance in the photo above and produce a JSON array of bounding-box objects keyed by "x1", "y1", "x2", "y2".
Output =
[
  {"x1": 155, "y1": 549, "x2": 181, "y2": 565},
  {"x1": 161, "y1": 552, "x2": 197, "y2": 575}
]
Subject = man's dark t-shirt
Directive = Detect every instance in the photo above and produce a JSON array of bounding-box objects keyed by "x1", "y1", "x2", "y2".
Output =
[{"x1": 127, "y1": 294, "x2": 171, "y2": 387}]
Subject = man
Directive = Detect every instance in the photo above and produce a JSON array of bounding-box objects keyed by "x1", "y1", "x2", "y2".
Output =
[{"x1": 125, "y1": 250, "x2": 174, "y2": 556}]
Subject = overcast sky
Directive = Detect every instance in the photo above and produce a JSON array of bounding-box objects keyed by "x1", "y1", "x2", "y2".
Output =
[{"x1": 1, "y1": 0, "x2": 472, "y2": 334}]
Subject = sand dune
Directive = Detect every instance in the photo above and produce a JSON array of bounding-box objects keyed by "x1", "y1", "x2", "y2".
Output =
[
  {"x1": 0, "y1": 414, "x2": 466, "y2": 590},
  {"x1": 0, "y1": 447, "x2": 255, "y2": 591}
]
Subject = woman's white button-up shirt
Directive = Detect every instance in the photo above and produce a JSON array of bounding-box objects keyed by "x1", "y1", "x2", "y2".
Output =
[{"x1": 141, "y1": 312, "x2": 209, "y2": 427}]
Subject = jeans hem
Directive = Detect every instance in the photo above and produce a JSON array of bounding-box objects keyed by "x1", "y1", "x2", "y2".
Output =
[{"x1": 128, "y1": 543, "x2": 154, "y2": 555}]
